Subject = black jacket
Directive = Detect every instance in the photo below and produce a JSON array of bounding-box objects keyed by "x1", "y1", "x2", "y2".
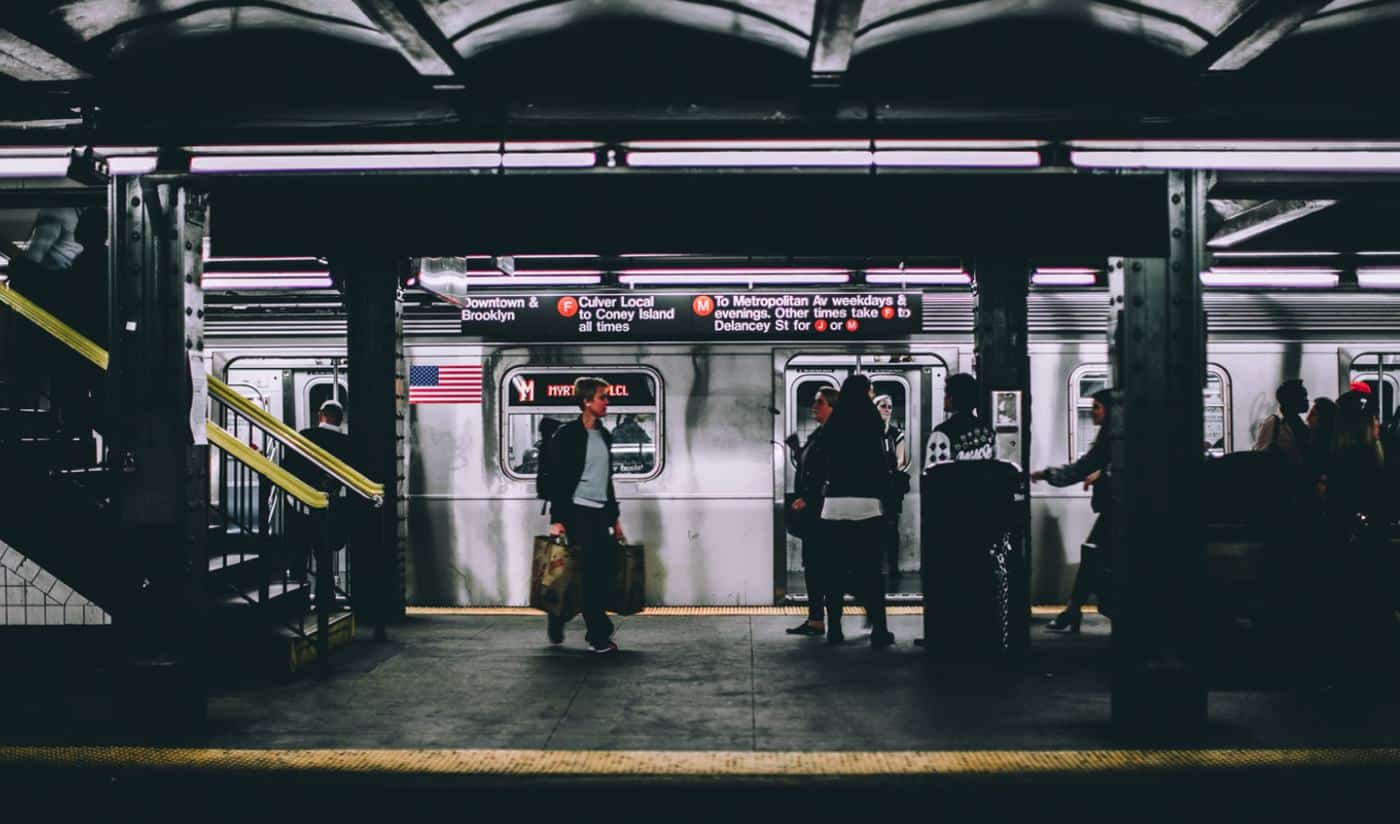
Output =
[
  {"x1": 819, "y1": 416, "x2": 890, "y2": 500},
  {"x1": 543, "y1": 418, "x2": 619, "y2": 523},
  {"x1": 1043, "y1": 431, "x2": 1112, "y2": 514},
  {"x1": 283, "y1": 425, "x2": 352, "y2": 494},
  {"x1": 795, "y1": 425, "x2": 831, "y2": 509}
]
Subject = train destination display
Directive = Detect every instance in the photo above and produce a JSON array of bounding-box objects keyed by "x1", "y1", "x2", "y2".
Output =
[{"x1": 458, "y1": 291, "x2": 922, "y2": 340}]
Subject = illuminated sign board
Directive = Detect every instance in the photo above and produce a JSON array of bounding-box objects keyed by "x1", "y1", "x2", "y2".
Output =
[
  {"x1": 506, "y1": 371, "x2": 658, "y2": 408},
  {"x1": 460, "y1": 291, "x2": 921, "y2": 340}
]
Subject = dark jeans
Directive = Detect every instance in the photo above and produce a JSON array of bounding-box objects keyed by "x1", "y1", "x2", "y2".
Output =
[
  {"x1": 881, "y1": 512, "x2": 902, "y2": 589},
  {"x1": 559, "y1": 504, "x2": 618, "y2": 646},
  {"x1": 801, "y1": 531, "x2": 829, "y2": 623},
  {"x1": 1067, "y1": 513, "x2": 1112, "y2": 614},
  {"x1": 823, "y1": 517, "x2": 889, "y2": 636}
]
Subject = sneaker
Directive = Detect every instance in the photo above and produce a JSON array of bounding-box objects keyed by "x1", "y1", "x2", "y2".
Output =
[
  {"x1": 547, "y1": 616, "x2": 565, "y2": 645},
  {"x1": 590, "y1": 641, "x2": 618, "y2": 654},
  {"x1": 785, "y1": 621, "x2": 824, "y2": 636}
]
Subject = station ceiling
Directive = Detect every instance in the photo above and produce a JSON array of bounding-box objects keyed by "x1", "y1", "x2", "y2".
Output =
[{"x1": 4, "y1": 1, "x2": 1400, "y2": 142}]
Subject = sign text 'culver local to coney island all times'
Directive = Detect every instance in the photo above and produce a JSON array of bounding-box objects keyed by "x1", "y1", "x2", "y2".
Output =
[{"x1": 459, "y1": 291, "x2": 922, "y2": 340}]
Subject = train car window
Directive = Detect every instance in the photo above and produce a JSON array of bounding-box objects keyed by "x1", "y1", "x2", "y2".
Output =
[
  {"x1": 307, "y1": 381, "x2": 349, "y2": 426},
  {"x1": 1348, "y1": 353, "x2": 1400, "y2": 428},
  {"x1": 502, "y1": 367, "x2": 662, "y2": 480},
  {"x1": 1069, "y1": 364, "x2": 1232, "y2": 458},
  {"x1": 869, "y1": 376, "x2": 912, "y2": 471},
  {"x1": 791, "y1": 376, "x2": 838, "y2": 448}
]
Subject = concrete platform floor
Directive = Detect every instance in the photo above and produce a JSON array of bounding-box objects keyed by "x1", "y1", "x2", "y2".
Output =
[{"x1": 182, "y1": 610, "x2": 1398, "y2": 752}]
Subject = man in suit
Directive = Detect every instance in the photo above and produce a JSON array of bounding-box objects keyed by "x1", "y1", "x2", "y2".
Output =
[{"x1": 282, "y1": 400, "x2": 352, "y2": 580}]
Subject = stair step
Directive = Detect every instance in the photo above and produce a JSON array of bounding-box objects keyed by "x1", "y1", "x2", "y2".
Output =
[
  {"x1": 208, "y1": 553, "x2": 260, "y2": 573},
  {"x1": 218, "y1": 580, "x2": 306, "y2": 608},
  {"x1": 283, "y1": 609, "x2": 356, "y2": 674}
]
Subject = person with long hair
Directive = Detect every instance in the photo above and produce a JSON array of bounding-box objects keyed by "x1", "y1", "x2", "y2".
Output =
[
  {"x1": 1030, "y1": 388, "x2": 1114, "y2": 632},
  {"x1": 813, "y1": 373, "x2": 895, "y2": 647},
  {"x1": 1305, "y1": 396, "x2": 1336, "y2": 485}
]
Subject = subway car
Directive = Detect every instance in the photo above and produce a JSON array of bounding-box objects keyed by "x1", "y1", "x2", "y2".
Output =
[{"x1": 206, "y1": 288, "x2": 1400, "y2": 607}]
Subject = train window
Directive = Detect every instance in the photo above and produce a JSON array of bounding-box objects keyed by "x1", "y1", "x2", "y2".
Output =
[
  {"x1": 501, "y1": 367, "x2": 662, "y2": 480},
  {"x1": 791, "y1": 376, "x2": 838, "y2": 448},
  {"x1": 870, "y1": 376, "x2": 912, "y2": 471},
  {"x1": 307, "y1": 380, "x2": 349, "y2": 427},
  {"x1": 1069, "y1": 364, "x2": 1232, "y2": 458},
  {"x1": 1348, "y1": 353, "x2": 1400, "y2": 428}
]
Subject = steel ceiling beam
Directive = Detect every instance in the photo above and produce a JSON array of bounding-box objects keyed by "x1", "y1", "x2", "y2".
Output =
[
  {"x1": 0, "y1": 29, "x2": 87, "y2": 81},
  {"x1": 1192, "y1": 0, "x2": 1331, "y2": 72},
  {"x1": 351, "y1": 0, "x2": 468, "y2": 79},
  {"x1": 808, "y1": 0, "x2": 865, "y2": 86},
  {"x1": 0, "y1": 8, "x2": 100, "y2": 79},
  {"x1": 1206, "y1": 198, "x2": 1337, "y2": 248}
]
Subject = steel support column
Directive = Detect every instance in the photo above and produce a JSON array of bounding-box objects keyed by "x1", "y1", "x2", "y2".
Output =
[
  {"x1": 972, "y1": 257, "x2": 1032, "y2": 654},
  {"x1": 1107, "y1": 170, "x2": 1208, "y2": 735},
  {"x1": 107, "y1": 176, "x2": 209, "y2": 726},
  {"x1": 343, "y1": 257, "x2": 405, "y2": 639}
]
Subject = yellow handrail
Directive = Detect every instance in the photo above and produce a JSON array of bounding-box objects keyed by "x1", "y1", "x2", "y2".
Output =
[
  {"x1": 207, "y1": 375, "x2": 385, "y2": 503},
  {"x1": 0, "y1": 283, "x2": 109, "y2": 370},
  {"x1": 206, "y1": 421, "x2": 328, "y2": 510},
  {"x1": 0, "y1": 280, "x2": 384, "y2": 505}
]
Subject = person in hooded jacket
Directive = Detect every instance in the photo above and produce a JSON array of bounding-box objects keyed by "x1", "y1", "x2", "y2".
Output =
[{"x1": 813, "y1": 373, "x2": 895, "y2": 648}]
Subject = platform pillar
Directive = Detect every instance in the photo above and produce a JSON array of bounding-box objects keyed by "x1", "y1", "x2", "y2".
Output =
[
  {"x1": 1108, "y1": 170, "x2": 1209, "y2": 736},
  {"x1": 107, "y1": 176, "x2": 210, "y2": 726},
  {"x1": 342, "y1": 256, "x2": 406, "y2": 639},
  {"x1": 972, "y1": 257, "x2": 1032, "y2": 654}
]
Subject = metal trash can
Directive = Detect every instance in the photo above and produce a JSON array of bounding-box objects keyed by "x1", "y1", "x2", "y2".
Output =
[{"x1": 920, "y1": 459, "x2": 1025, "y2": 665}]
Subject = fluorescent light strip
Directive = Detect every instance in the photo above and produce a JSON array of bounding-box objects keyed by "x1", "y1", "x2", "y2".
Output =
[
  {"x1": 204, "y1": 278, "x2": 332, "y2": 289},
  {"x1": 500, "y1": 152, "x2": 597, "y2": 169},
  {"x1": 617, "y1": 268, "x2": 850, "y2": 285},
  {"x1": 511, "y1": 254, "x2": 600, "y2": 259},
  {"x1": 502, "y1": 141, "x2": 601, "y2": 152},
  {"x1": 877, "y1": 140, "x2": 1045, "y2": 150},
  {"x1": 191, "y1": 153, "x2": 502, "y2": 173},
  {"x1": 1211, "y1": 250, "x2": 1339, "y2": 258},
  {"x1": 626, "y1": 150, "x2": 873, "y2": 168},
  {"x1": 206, "y1": 256, "x2": 324, "y2": 264},
  {"x1": 624, "y1": 140, "x2": 870, "y2": 151},
  {"x1": 0, "y1": 157, "x2": 68, "y2": 177},
  {"x1": 873, "y1": 150, "x2": 1040, "y2": 168},
  {"x1": 1032, "y1": 272, "x2": 1097, "y2": 286},
  {"x1": 189, "y1": 142, "x2": 499, "y2": 155},
  {"x1": 464, "y1": 273, "x2": 602, "y2": 286},
  {"x1": 1073, "y1": 150, "x2": 1400, "y2": 171},
  {"x1": 1357, "y1": 269, "x2": 1400, "y2": 288},
  {"x1": 1070, "y1": 140, "x2": 1400, "y2": 151},
  {"x1": 1200, "y1": 269, "x2": 1339, "y2": 288},
  {"x1": 864, "y1": 268, "x2": 969, "y2": 285}
]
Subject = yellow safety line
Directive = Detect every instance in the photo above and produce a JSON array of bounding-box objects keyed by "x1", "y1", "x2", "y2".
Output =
[
  {"x1": 0, "y1": 283, "x2": 109, "y2": 370},
  {"x1": 207, "y1": 420, "x2": 327, "y2": 510},
  {"x1": 1, "y1": 747, "x2": 1397, "y2": 777},
  {"x1": 208, "y1": 375, "x2": 384, "y2": 502}
]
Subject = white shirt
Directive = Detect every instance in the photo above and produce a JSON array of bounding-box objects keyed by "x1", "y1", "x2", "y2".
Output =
[{"x1": 821, "y1": 497, "x2": 884, "y2": 521}]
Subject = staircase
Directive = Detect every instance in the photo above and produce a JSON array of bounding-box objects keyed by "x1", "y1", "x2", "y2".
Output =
[{"x1": 0, "y1": 287, "x2": 355, "y2": 683}]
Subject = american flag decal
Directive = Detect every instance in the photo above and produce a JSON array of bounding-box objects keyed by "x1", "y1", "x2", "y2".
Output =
[{"x1": 409, "y1": 364, "x2": 483, "y2": 404}]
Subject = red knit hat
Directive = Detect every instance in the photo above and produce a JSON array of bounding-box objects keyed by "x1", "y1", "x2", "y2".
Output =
[{"x1": 1349, "y1": 381, "x2": 1373, "y2": 395}]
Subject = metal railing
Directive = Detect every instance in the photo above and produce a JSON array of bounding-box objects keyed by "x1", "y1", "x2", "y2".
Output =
[{"x1": 1, "y1": 280, "x2": 377, "y2": 666}]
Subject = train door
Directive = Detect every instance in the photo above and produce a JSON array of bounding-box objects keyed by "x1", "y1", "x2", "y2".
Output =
[
  {"x1": 779, "y1": 354, "x2": 948, "y2": 601},
  {"x1": 1347, "y1": 352, "x2": 1399, "y2": 430}
]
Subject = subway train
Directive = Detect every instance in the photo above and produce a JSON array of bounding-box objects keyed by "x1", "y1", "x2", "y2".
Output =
[{"x1": 206, "y1": 288, "x2": 1400, "y2": 607}]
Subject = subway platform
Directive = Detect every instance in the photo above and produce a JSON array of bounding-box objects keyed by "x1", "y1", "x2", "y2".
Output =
[{"x1": 4, "y1": 608, "x2": 1400, "y2": 817}]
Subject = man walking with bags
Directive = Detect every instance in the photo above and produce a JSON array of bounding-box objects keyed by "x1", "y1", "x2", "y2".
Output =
[{"x1": 544, "y1": 377, "x2": 626, "y2": 653}]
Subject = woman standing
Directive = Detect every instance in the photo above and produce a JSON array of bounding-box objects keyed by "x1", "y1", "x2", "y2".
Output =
[
  {"x1": 815, "y1": 374, "x2": 896, "y2": 647},
  {"x1": 1030, "y1": 388, "x2": 1114, "y2": 633},
  {"x1": 874, "y1": 393, "x2": 908, "y2": 592}
]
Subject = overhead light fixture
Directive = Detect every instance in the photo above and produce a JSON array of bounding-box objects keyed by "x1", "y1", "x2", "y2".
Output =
[
  {"x1": 190, "y1": 152, "x2": 503, "y2": 173},
  {"x1": 1072, "y1": 150, "x2": 1400, "y2": 171},
  {"x1": 872, "y1": 150, "x2": 1040, "y2": 168},
  {"x1": 1032, "y1": 268, "x2": 1099, "y2": 286},
  {"x1": 464, "y1": 272, "x2": 603, "y2": 286},
  {"x1": 1210, "y1": 250, "x2": 1339, "y2": 258},
  {"x1": 1200, "y1": 268, "x2": 1339, "y2": 288},
  {"x1": 203, "y1": 272, "x2": 334, "y2": 289},
  {"x1": 864, "y1": 268, "x2": 969, "y2": 285},
  {"x1": 616, "y1": 268, "x2": 850, "y2": 285},
  {"x1": 1357, "y1": 268, "x2": 1400, "y2": 288},
  {"x1": 0, "y1": 157, "x2": 70, "y2": 177},
  {"x1": 188, "y1": 142, "x2": 500, "y2": 154},
  {"x1": 625, "y1": 150, "x2": 872, "y2": 168},
  {"x1": 511, "y1": 253, "x2": 600, "y2": 260}
]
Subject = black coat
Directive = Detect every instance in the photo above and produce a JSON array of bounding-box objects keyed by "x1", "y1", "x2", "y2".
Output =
[
  {"x1": 283, "y1": 425, "x2": 352, "y2": 493},
  {"x1": 795, "y1": 425, "x2": 831, "y2": 510},
  {"x1": 819, "y1": 414, "x2": 889, "y2": 500},
  {"x1": 543, "y1": 418, "x2": 619, "y2": 524}
]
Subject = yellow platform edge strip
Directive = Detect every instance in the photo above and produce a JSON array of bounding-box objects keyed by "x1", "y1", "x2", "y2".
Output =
[{"x1": 1, "y1": 747, "x2": 1397, "y2": 777}]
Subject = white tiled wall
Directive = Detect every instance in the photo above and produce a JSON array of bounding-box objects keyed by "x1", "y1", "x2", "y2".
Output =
[{"x1": 0, "y1": 543, "x2": 109, "y2": 625}]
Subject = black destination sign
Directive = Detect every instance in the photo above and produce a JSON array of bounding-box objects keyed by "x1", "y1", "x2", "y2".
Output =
[
  {"x1": 505, "y1": 371, "x2": 658, "y2": 408},
  {"x1": 459, "y1": 291, "x2": 921, "y2": 340}
]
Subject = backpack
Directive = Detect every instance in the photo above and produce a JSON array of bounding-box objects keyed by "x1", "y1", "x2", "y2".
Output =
[{"x1": 535, "y1": 417, "x2": 563, "y2": 514}]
